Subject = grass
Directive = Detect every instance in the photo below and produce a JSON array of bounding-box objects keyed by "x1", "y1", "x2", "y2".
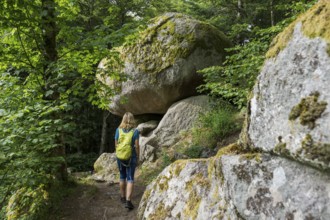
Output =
[{"x1": 191, "y1": 101, "x2": 243, "y2": 149}]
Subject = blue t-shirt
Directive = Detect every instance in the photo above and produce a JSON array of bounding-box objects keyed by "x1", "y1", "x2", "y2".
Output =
[{"x1": 115, "y1": 128, "x2": 139, "y2": 158}]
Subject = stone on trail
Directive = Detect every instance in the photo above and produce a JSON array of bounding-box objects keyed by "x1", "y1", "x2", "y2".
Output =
[{"x1": 90, "y1": 153, "x2": 119, "y2": 183}]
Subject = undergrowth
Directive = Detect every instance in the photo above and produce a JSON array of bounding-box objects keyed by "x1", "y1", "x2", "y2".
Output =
[
  {"x1": 139, "y1": 150, "x2": 173, "y2": 186},
  {"x1": 191, "y1": 100, "x2": 243, "y2": 149}
]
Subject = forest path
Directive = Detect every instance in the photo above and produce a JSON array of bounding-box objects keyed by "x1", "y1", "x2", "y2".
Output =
[{"x1": 51, "y1": 177, "x2": 146, "y2": 220}]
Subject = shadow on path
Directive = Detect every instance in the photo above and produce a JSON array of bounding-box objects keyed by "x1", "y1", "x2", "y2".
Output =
[{"x1": 51, "y1": 180, "x2": 145, "y2": 220}]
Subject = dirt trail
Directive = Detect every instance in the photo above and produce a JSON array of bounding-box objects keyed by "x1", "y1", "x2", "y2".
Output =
[{"x1": 52, "y1": 180, "x2": 146, "y2": 220}]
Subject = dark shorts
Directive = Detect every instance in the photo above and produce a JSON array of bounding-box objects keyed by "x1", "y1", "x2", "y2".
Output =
[{"x1": 117, "y1": 157, "x2": 137, "y2": 183}]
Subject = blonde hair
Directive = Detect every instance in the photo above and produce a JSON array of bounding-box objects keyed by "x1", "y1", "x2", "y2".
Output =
[{"x1": 119, "y1": 112, "x2": 136, "y2": 129}]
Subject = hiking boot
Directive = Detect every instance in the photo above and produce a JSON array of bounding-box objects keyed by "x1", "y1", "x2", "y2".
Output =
[
  {"x1": 120, "y1": 197, "x2": 126, "y2": 204},
  {"x1": 125, "y1": 200, "x2": 134, "y2": 210}
]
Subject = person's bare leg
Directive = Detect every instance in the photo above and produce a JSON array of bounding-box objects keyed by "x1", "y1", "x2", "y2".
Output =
[
  {"x1": 120, "y1": 181, "x2": 126, "y2": 198},
  {"x1": 126, "y1": 182, "x2": 134, "y2": 201}
]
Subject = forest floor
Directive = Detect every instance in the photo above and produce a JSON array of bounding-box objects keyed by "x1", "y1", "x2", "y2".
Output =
[{"x1": 49, "y1": 174, "x2": 146, "y2": 220}]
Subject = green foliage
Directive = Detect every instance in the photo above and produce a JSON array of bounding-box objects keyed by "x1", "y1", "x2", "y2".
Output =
[
  {"x1": 139, "y1": 149, "x2": 173, "y2": 186},
  {"x1": 66, "y1": 153, "x2": 98, "y2": 172},
  {"x1": 0, "y1": 0, "x2": 147, "y2": 218},
  {"x1": 0, "y1": 72, "x2": 66, "y2": 219},
  {"x1": 198, "y1": 1, "x2": 317, "y2": 109},
  {"x1": 192, "y1": 101, "x2": 242, "y2": 148},
  {"x1": 182, "y1": 145, "x2": 204, "y2": 159},
  {"x1": 198, "y1": 29, "x2": 270, "y2": 109},
  {"x1": 161, "y1": 150, "x2": 172, "y2": 168}
]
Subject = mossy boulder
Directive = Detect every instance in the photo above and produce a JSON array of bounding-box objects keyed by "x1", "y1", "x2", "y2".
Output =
[
  {"x1": 6, "y1": 186, "x2": 49, "y2": 220},
  {"x1": 138, "y1": 143, "x2": 330, "y2": 219},
  {"x1": 99, "y1": 13, "x2": 232, "y2": 116},
  {"x1": 137, "y1": 158, "x2": 237, "y2": 220},
  {"x1": 90, "y1": 153, "x2": 119, "y2": 183},
  {"x1": 245, "y1": 0, "x2": 330, "y2": 171}
]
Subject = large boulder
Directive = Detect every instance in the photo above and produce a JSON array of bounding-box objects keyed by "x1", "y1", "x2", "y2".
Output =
[
  {"x1": 99, "y1": 13, "x2": 232, "y2": 116},
  {"x1": 245, "y1": 0, "x2": 330, "y2": 171},
  {"x1": 138, "y1": 145, "x2": 330, "y2": 219},
  {"x1": 139, "y1": 95, "x2": 210, "y2": 161},
  {"x1": 138, "y1": 146, "x2": 238, "y2": 220}
]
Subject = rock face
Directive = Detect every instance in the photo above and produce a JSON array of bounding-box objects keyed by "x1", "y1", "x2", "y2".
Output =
[
  {"x1": 139, "y1": 95, "x2": 210, "y2": 161},
  {"x1": 247, "y1": 0, "x2": 330, "y2": 171},
  {"x1": 222, "y1": 154, "x2": 330, "y2": 219},
  {"x1": 90, "y1": 153, "x2": 119, "y2": 183},
  {"x1": 100, "y1": 13, "x2": 231, "y2": 116},
  {"x1": 137, "y1": 120, "x2": 159, "y2": 136},
  {"x1": 138, "y1": 147, "x2": 330, "y2": 219}
]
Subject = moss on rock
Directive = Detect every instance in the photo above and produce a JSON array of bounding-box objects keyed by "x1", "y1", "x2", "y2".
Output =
[
  {"x1": 267, "y1": 0, "x2": 330, "y2": 58},
  {"x1": 171, "y1": 159, "x2": 189, "y2": 176},
  {"x1": 6, "y1": 186, "x2": 49, "y2": 220},
  {"x1": 121, "y1": 13, "x2": 232, "y2": 77},
  {"x1": 147, "y1": 202, "x2": 170, "y2": 220},
  {"x1": 239, "y1": 153, "x2": 262, "y2": 163},
  {"x1": 186, "y1": 173, "x2": 210, "y2": 191},
  {"x1": 215, "y1": 143, "x2": 241, "y2": 159},
  {"x1": 183, "y1": 188, "x2": 201, "y2": 220},
  {"x1": 289, "y1": 92, "x2": 327, "y2": 129},
  {"x1": 297, "y1": 134, "x2": 330, "y2": 165},
  {"x1": 274, "y1": 142, "x2": 291, "y2": 157}
]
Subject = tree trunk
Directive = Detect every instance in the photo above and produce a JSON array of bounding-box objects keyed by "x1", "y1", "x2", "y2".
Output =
[
  {"x1": 99, "y1": 111, "x2": 110, "y2": 155},
  {"x1": 270, "y1": 0, "x2": 275, "y2": 26},
  {"x1": 237, "y1": 0, "x2": 242, "y2": 20},
  {"x1": 42, "y1": 0, "x2": 58, "y2": 89},
  {"x1": 41, "y1": 0, "x2": 67, "y2": 181}
]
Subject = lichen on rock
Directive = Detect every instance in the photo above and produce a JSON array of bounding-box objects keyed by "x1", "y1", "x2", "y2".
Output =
[
  {"x1": 221, "y1": 154, "x2": 330, "y2": 219},
  {"x1": 138, "y1": 155, "x2": 236, "y2": 219}
]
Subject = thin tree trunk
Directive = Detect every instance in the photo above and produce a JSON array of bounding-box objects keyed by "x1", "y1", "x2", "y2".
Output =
[
  {"x1": 270, "y1": 0, "x2": 275, "y2": 26},
  {"x1": 41, "y1": 0, "x2": 67, "y2": 181},
  {"x1": 237, "y1": 0, "x2": 242, "y2": 19},
  {"x1": 42, "y1": 0, "x2": 58, "y2": 90},
  {"x1": 99, "y1": 111, "x2": 110, "y2": 155}
]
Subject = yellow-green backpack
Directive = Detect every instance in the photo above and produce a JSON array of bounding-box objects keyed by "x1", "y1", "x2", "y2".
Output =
[{"x1": 116, "y1": 128, "x2": 135, "y2": 160}]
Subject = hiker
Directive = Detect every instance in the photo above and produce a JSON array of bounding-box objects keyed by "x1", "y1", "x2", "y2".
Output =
[{"x1": 115, "y1": 112, "x2": 140, "y2": 210}]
